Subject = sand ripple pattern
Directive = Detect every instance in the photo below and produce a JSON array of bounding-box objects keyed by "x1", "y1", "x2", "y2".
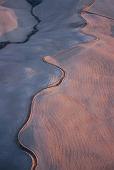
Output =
[{"x1": 19, "y1": 0, "x2": 114, "y2": 170}]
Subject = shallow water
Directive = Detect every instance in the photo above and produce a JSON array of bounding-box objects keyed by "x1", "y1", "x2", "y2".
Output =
[{"x1": 0, "y1": 0, "x2": 114, "y2": 170}]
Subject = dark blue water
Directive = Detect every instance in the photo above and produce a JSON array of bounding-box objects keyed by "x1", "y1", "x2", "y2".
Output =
[{"x1": 27, "y1": 0, "x2": 42, "y2": 7}]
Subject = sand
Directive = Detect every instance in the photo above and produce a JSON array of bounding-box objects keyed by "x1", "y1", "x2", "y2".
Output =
[
  {"x1": 19, "y1": 8, "x2": 114, "y2": 170},
  {"x1": 0, "y1": 0, "x2": 114, "y2": 170},
  {"x1": 0, "y1": 6, "x2": 17, "y2": 36}
]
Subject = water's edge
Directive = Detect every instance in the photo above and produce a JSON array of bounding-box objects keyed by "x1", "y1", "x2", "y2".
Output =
[{"x1": 18, "y1": 0, "x2": 96, "y2": 169}]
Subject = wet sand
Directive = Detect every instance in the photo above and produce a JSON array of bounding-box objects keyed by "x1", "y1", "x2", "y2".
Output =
[{"x1": 0, "y1": 0, "x2": 114, "y2": 170}]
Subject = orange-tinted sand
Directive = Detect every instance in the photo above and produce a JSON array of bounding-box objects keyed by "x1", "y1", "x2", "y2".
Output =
[
  {"x1": 19, "y1": 1, "x2": 114, "y2": 170},
  {"x1": 0, "y1": 6, "x2": 17, "y2": 36}
]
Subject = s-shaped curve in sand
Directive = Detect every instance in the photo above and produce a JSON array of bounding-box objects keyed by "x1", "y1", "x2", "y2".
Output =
[
  {"x1": 0, "y1": 0, "x2": 98, "y2": 169},
  {"x1": 18, "y1": 55, "x2": 65, "y2": 170},
  {"x1": 19, "y1": 0, "x2": 114, "y2": 170}
]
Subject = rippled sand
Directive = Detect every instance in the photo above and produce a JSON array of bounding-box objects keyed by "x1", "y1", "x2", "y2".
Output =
[
  {"x1": 0, "y1": 0, "x2": 114, "y2": 170},
  {"x1": 20, "y1": 1, "x2": 114, "y2": 170}
]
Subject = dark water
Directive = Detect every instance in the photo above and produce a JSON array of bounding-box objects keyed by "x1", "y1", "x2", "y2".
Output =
[{"x1": 27, "y1": 0, "x2": 42, "y2": 7}]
